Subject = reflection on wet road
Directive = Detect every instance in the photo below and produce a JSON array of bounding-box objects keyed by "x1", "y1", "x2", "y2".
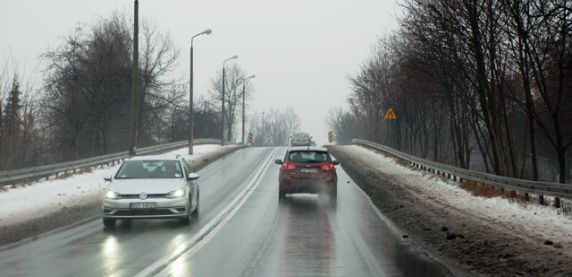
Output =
[
  {"x1": 281, "y1": 197, "x2": 335, "y2": 277},
  {"x1": 0, "y1": 147, "x2": 453, "y2": 277},
  {"x1": 158, "y1": 148, "x2": 452, "y2": 277}
]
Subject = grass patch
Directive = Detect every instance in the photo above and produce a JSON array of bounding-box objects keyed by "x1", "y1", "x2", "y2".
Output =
[
  {"x1": 456, "y1": 180, "x2": 572, "y2": 217},
  {"x1": 459, "y1": 179, "x2": 542, "y2": 203},
  {"x1": 459, "y1": 180, "x2": 507, "y2": 198}
]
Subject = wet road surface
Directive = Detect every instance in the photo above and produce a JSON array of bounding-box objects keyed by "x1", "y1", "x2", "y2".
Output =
[{"x1": 0, "y1": 147, "x2": 453, "y2": 276}]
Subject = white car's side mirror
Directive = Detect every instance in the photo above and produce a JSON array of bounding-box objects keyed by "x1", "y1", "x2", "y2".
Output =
[
  {"x1": 104, "y1": 176, "x2": 112, "y2": 182},
  {"x1": 187, "y1": 173, "x2": 200, "y2": 180}
]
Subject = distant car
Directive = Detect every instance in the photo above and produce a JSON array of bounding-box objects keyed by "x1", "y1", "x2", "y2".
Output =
[
  {"x1": 275, "y1": 147, "x2": 339, "y2": 200},
  {"x1": 102, "y1": 155, "x2": 200, "y2": 228},
  {"x1": 290, "y1": 132, "x2": 312, "y2": 146}
]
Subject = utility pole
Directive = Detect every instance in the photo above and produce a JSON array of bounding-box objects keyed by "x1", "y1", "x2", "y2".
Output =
[{"x1": 128, "y1": 0, "x2": 140, "y2": 155}]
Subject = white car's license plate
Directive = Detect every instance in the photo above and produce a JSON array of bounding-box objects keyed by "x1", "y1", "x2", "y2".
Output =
[
  {"x1": 130, "y1": 202, "x2": 157, "y2": 209},
  {"x1": 300, "y1": 168, "x2": 317, "y2": 173}
]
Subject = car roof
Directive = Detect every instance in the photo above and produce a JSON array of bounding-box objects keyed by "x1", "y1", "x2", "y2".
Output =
[
  {"x1": 288, "y1": 146, "x2": 329, "y2": 152},
  {"x1": 127, "y1": 155, "x2": 182, "y2": 161}
]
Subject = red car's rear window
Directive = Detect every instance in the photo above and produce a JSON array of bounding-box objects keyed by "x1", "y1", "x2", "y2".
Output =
[{"x1": 287, "y1": 151, "x2": 330, "y2": 163}]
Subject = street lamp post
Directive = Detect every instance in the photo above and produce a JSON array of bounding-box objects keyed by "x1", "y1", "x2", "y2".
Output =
[
  {"x1": 189, "y1": 28, "x2": 212, "y2": 155},
  {"x1": 128, "y1": 0, "x2": 140, "y2": 155},
  {"x1": 241, "y1": 75, "x2": 255, "y2": 145},
  {"x1": 221, "y1": 55, "x2": 238, "y2": 145}
]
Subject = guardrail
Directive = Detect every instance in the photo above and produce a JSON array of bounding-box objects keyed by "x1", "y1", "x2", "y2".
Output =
[
  {"x1": 352, "y1": 139, "x2": 572, "y2": 203},
  {"x1": 0, "y1": 138, "x2": 222, "y2": 187}
]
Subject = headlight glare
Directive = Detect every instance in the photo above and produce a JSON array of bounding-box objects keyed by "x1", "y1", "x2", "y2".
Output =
[
  {"x1": 167, "y1": 188, "x2": 185, "y2": 199},
  {"x1": 105, "y1": 190, "x2": 120, "y2": 199}
]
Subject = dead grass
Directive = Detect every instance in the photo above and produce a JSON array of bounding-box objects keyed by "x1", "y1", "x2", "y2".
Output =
[
  {"x1": 459, "y1": 179, "x2": 539, "y2": 203},
  {"x1": 376, "y1": 150, "x2": 572, "y2": 217},
  {"x1": 456, "y1": 179, "x2": 572, "y2": 216},
  {"x1": 459, "y1": 180, "x2": 507, "y2": 198}
]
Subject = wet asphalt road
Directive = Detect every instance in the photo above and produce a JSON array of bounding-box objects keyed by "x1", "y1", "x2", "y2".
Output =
[{"x1": 0, "y1": 147, "x2": 453, "y2": 277}]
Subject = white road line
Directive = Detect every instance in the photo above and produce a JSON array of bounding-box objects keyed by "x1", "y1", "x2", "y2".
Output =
[{"x1": 134, "y1": 148, "x2": 277, "y2": 277}]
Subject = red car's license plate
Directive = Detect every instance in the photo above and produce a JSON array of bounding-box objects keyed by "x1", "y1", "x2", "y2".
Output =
[{"x1": 300, "y1": 168, "x2": 318, "y2": 173}]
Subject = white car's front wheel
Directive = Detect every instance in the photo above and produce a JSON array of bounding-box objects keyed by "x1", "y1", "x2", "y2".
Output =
[
  {"x1": 179, "y1": 197, "x2": 193, "y2": 225},
  {"x1": 191, "y1": 190, "x2": 200, "y2": 218}
]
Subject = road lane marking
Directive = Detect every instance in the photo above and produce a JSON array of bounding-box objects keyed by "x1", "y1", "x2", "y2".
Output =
[{"x1": 134, "y1": 148, "x2": 277, "y2": 277}]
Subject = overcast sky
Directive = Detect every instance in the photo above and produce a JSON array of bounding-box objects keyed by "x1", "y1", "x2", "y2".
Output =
[{"x1": 0, "y1": 0, "x2": 401, "y2": 145}]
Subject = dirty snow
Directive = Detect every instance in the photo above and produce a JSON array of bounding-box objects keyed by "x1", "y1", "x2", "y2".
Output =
[
  {"x1": 0, "y1": 144, "x2": 232, "y2": 227},
  {"x1": 350, "y1": 145, "x2": 572, "y2": 249}
]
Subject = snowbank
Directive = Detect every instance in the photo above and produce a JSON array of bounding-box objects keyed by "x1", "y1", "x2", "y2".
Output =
[
  {"x1": 0, "y1": 144, "x2": 231, "y2": 227},
  {"x1": 350, "y1": 145, "x2": 572, "y2": 248}
]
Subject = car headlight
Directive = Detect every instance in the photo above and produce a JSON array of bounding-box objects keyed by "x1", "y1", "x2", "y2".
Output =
[
  {"x1": 105, "y1": 190, "x2": 120, "y2": 199},
  {"x1": 166, "y1": 188, "x2": 185, "y2": 199}
]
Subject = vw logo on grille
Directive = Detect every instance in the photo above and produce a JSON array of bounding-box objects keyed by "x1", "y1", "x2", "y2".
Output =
[{"x1": 139, "y1": 192, "x2": 147, "y2": 200}]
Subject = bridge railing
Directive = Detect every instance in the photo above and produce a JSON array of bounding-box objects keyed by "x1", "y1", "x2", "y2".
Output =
[
  {"x1": 352, "y1": 139, "x2": 572, "y2": 201},
  {"x1": 0, "y1": 138, "x2": 222, "y2": 187}
]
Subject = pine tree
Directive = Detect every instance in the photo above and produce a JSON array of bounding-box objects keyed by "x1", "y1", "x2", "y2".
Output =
[
  {"x1": 5, "y1": 76, "x2": 21, "y2": 139},
  {"x1": 1, "y1": 76, "x2": 22, "y2": 169}
]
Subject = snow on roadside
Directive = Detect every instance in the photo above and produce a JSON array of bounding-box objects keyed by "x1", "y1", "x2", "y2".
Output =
[
  {"x1": 0, "y1": 144, "x2": 232, "y2": 227},
  {"x1": 349, "y1": 145, "x2": 572, "y2": 248}
]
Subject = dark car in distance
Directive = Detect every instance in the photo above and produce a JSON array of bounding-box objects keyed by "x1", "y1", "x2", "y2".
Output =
[
  {"x1": 275, "y1": 147, "x2": 339, "y2": 200},
  {"x1": 290, "y1": 132, "x2": 312, "y2": 147}
]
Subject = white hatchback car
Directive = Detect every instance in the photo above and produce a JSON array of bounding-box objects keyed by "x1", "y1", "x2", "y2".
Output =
[{"x1": 102, "y1": 154, "x2": 200, "y2": 228}]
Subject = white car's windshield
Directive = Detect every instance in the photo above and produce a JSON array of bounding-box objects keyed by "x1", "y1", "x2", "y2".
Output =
[{"x1": 115, "y1": 160, "x2": 183, "y2": 179}]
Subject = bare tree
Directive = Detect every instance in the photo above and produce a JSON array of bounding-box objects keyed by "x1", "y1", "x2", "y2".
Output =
[
  {"x1": 342, "y1": 0, "x2": 572, "y2": 183},
  {"x1": 209, "y1": 64, "x2": 253, "y2": 142},
  {"x1": 250, "y1": 108, "x2": 300, "y2": 146},
  {"x1": 41, "y1": 13, "x2": 180, "y2": 161},
  {"x1": 326, "y1": 107, "x2": 365, "y2": 144}
]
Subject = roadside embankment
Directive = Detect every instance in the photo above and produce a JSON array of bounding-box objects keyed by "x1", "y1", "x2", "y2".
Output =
[
  {"x1": 329, "y1": 145, "x2": 572, "y2": 277},
  {"x1": 0, "y1": 145, "x2": 246, "y2": 246}
]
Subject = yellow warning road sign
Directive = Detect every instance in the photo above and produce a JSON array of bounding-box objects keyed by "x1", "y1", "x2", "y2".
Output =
[
  {"x1": 247, "y1": 132, "x2": 254, "y2": 144},
  {"x1": 328, "y1": 131, "x2": 334, "y2": 143},
  {"x1": 384, "y1": 108, "x2": 397, "y2": 121}
]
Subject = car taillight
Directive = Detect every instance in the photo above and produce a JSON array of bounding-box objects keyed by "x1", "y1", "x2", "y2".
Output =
[
  {"x1": 282, "y1": 162, "x2": 296, "y2": 170},
  {"x1": 320, "y1": 163, "x2": 334, "y2": 170}
]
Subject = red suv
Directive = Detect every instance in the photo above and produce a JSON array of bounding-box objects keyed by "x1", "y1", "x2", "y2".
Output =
[{"x1": 275, "y1": 147, "x2": 339, "y2": 200}]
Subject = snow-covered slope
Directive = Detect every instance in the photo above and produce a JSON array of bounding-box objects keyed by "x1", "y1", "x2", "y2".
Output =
[
  {"x1": 0, "y1": 144, "x2": 233, "y2": 227},
  {"x1": 349, "y1": 145, "x2": 572, "y2": 249}
]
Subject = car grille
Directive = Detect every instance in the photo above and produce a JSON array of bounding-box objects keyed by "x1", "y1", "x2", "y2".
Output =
[{"x1": 119, "y1": 194, "x2": 167, "y2": 199}]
